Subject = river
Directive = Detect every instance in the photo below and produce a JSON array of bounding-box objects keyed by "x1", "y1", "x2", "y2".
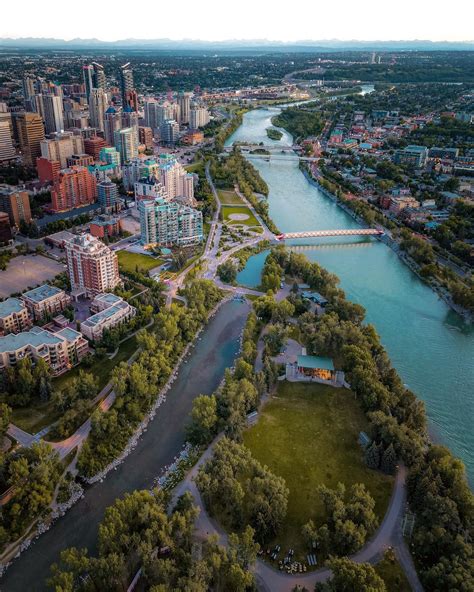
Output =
[
  {"x1": 227, "y1": 106, "x2": 474, "y2": 484},
  {"x1": 2, "y1": 299, "x2": 250, "y2": 591}
]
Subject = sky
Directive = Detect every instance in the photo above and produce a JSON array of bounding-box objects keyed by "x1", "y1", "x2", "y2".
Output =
[{"x1": 2, "y1": 0, "x2": 474, "y2": 42}]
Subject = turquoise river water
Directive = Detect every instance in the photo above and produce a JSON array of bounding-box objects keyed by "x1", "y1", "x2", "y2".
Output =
[{"x1": 227, "y1": 107, "x2": 474, "y2": 483}]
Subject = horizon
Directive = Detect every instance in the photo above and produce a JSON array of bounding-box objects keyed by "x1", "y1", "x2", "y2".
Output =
[{"x1": 2, "y1": 0, "x2": 474, "y2": 44}]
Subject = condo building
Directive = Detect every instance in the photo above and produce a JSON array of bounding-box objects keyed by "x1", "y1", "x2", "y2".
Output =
[
  {"x1": 40, "y1": 132, "x2": 84, "y2": 168},
  {"x1": 65, "y1": 233, "x2": 120, "y2": 297},
  {"x1": 16, "y1": 112, "x2": 45, "y2": 166},
  {"x1": 0, "y1": 186, "x2": 32, "y2": 227},
  {"x1": 114, "y1": 127, "x2": 138, "y2": 163},
  {"x1": 0, "y1": 298, "x2": 31, "y2": 336},
  {"x1": 21, "y1": 284, "x2": 71, "y2": 321},
  {"x1": 51, "y1": 166, "x2": 97, "y2": 212},
  {"x1": 0, "y1": 120, "x2": 16, "y2": 162},
  {"x1": 80, "y1": 293, "x2": 136, "y2": 341},
  {"x1": 139, "y1": 197, "x2": 203, "y2": 247}
]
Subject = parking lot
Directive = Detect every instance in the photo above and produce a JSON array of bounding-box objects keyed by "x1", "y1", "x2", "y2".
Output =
[{"x1": 0, "y1": 255, "x2": 65, "y2": 298}]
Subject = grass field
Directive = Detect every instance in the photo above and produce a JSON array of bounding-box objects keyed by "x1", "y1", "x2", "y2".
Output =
[
  {"x1": 184, "y1": 161, "x2": 204, "y2": 174},
  {"x1": 243, "y1": 382, "x2": 393, "y2": 559},
  {"x1": 217, "y1": 189, "x2": 244, "y2": 205},
  {"x1": 375, "y1": 551, "x2": 411, "y2": 591},
  {"x1": 222, "y1": 205, "x2": 260, "y2": 227},
  {"x1": 117, "y1": 251, "x2": 162, "y2": 274}
]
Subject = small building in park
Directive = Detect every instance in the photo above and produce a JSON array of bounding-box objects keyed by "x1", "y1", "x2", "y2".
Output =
[{"x1": 296, "y1": 355, "x2": 335, "y2": 381}]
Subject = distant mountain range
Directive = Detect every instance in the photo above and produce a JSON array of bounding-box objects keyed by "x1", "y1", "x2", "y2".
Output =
[{"x1": 1, "y1": 37, "x2": 474, "y2": 52}]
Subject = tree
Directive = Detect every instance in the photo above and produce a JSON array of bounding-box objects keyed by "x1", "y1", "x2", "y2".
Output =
[
  {"x1": 263, "y1": 324, "x2": 286, "y2": 356},
  {"x1": 186, "y1": 395, "x2": 218, "y2": 446},
  {"x1": 0, "y1": 403, "x2": 12, "y2": 439},
  {"x1": 315, "y1": 557, "x2": 386, "y2": 592},
  {"x1": 217, "y1": 260, "x2": 238, "y2": 284},
  {"x1": 381, "y1": 443, "x2": 397, "y2": 474},
  {"x1": 364, "y1": 441, "x2": 381, "y2": 470}
]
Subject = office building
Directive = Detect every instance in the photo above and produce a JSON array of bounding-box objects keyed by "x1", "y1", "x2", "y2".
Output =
[
  {"x1": 22, "y1": 77, "x2": 36, "y2": 102},
  {"x1": 51, "y1": 166, "x2": 97, "y2": 212},
  {"x1": 40, "y1": 132, "x2": 84, "y2": 168},
  {"x1": 65, "y1": 233, "x2": 120, "y2": 296},
  {"x1": 97, "y1": 180, "x2": 119, "y2": 209},
  {"x1": 139, "y1": 198, "x2": 203, "y2": 247},
  {"x1": 0, "y1": 120, "x2": 16, "y2": 162},
  {"x1": 80, "y1": 293, "x2": 135, "y2": 341},
  {"x1": 0, "y1": 326, "x2": 88, "y2": 375},
  {"x1": 43, "y1": 95, "x2": 64, "y2": 134},
  {"x1": 0, "y1": 186, "x2": 32, "y2": 226},
  {"x1": 177, "y1": 91, "x2": 192, "y2": 125},
  {"x1": 144, "y1": 100, "x2": 161, "y2": 131},
  {"x1": 88, "y1": 88, "x2": 108, "y2": 131},
  {"x1": 189, "y1": 105, "x2": 210, "y2": 129},
  {"x1": 138, "y1": 125, "x2": 153, "y2": 149},
  {"x1": 17, "y1": 112, "x2": 45, "y2": 165},
  {"x1": 160, "y1": 119, "x2": 179, "y2": 144},
  {"x1": 21, "y1": 285, "x2": 71, "y2": 321},
  {"x1": 114, "y1": 127, "x2": 138, "y2": 163},
  {"x1": 104, "y1": 106, "x2": 122, "y2": 146},
  {"x1": 0, "y1": 298, "x2": 31, "y2": 335}
]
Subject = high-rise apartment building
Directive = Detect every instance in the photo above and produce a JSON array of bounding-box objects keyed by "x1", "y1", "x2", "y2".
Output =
[
  {"x1": 189, "y1": 104, "x2": 210, "y2": 129},
  {"x1": 37, "y1": 157, "x2": 61, "y2": 184},
  {"x1": 51, "y1": 166, "x2": 97, "y2": 212},
  {"x1": 0, "y1": 212, "x2": 13, "y2": 246},
  {"x1": 88, "y1": 88, "x2": 108, "y2": 131},
  {"x1": 40, "y1": 132, "x2": 84, "y2": 168},
  {"x1": 122, "y1": 157, "x2": 159, "y2": 190},
  {"x1": 65, "y1": 233, "x2": 120, "y2": 296},
  {"x1": 97, "y1": 180, "x2": 118, "y2": 209},
  {"x1": 16, "y1": 112, "x2": 45, "y2": 165},
  {"x1": 120, "y1": 63, "x2": 137, "y2": 111},
  {"x1": 158, "y1": 154, "x2": 194, "y2": 202},
  {"x1": 0, "y1": 120, "x2": 16, "y2": 162},
  {"x1": 99, "y1": 147, "x2": 121, "y2": 166},
  {"x1": 134, "y1": 177, "x2": 167, "y2": 202},
  {"x1": 139, "y1": 198, "x2": 203, "y2": 247},
  {"x1": 43, "y1": 95, "x2": 64, "y2": 134},
  {"x1": 114, "y1": 127, "x2": 138, "y2": 163},
  {"x1": 84, "y1": 135, "x2": 107, "y2": 160},
  {"x1": 0, "y1": 187, "x2": 32, "y2": 226},
  {"x1": 160, "y1": 119, "x2": 179, "y2": 144},
  {"x1": 22, "y1": 77, "x2": 36, "y2": 103},
  {"x1": 92, "y1": 62, "x2": 106, "y2": 90},
  {"x1": 104, "y1": 106, "x2": 122, "y2": 146},
  {"x1": 177, "y1": 91, "x2": 192, "y2": 125},
  {"x1": 138, "y1": 126, "x2": 153, "y2": 149}
]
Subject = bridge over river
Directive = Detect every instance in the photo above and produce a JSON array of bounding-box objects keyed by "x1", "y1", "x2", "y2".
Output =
[{"x1": 275, "y1": 228, "x2": 384, "y2": 240}]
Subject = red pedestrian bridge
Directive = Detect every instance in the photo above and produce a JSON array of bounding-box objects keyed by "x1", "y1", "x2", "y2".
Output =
[{"x1": 275, "y1": 228, "x2": 384, "y2": 240}]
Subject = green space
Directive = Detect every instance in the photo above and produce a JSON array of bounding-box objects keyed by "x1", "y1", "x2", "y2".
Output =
[
  {"x1": 266, "y1": 127, "x2": 283, "y2": 141},
  {"x1": 243, "y1": 381, "x2": 393, "y2": 557},
  {"x1": 54, "y1": 335, "x2": 138, "y2": 394},
  {"x1": 184, "y1": 161, "x2": 204, "y2": 174},
  {"x1": 217, "y1": 189, "x2": 244, "y2": 205},
  {"x1": 11, "y1": 399, "x2": 60, "y2": 434},
  {"x1": 222, "y1": 205, "x2": 260, "y2": 227},
  {"x1": 117, "y1": 251, "x2": 162, "y2": 274},
  {"x1": 375, "y1": 551, "x2": 412, "y2": 592}
]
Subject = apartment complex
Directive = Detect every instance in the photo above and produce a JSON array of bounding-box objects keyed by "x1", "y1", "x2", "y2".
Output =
[
  {"x1": 0, "y1": 186, "x2": 32, "y2": 227},
  {"x1": 139, "y1": 197, "x2": 203, "y2": 247},
  {"x1": 0, "y1": 298, "x2": 31, "y2": 335},
  {"x1": 114, "y1": 127, "x2": 138, "y2": 163},
  {"x1": 21, "y1": 284, "x2": 71, "y2": 321},
  {"x1": 65, "y1": 233, "x2": 120, "y2": 296},
  {"x1": 0, "y1": 326, "x2": 88, "y2": 375},
  {"x1": 0, "y1": 120, "x2": 16, "y2": 162},
  {"x1": 51, "y1": 166, "x2": 97, "y2": 212},
  {"x1": 97, "y1": 180, "x2": 119, "y2": 209},
  {"x1": 189, "y1": 105, "x2": 210, "y2": 129},
  {"x1": 40, "y1": 132, "x2": 84, "y2": 168},
  {"x1": 80, "y1": 293, "x2": 136, "y2": 341}
]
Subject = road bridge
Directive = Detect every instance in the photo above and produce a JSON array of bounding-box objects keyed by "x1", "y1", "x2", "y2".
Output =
[{"x1": 276, "y1": 228, "x2": 383, "y2": 240}]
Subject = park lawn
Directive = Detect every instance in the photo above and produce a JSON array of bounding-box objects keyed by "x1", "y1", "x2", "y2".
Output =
[
  {"x1": 11, "y1": 399, "x2": 61, "y2": 434},
  {"x1": 375, "y1": 552, "x2": 411, "y2": 592},
  {"x1": 243, "y1": 382, "x2": 393, "y2": 560},
  {"x1": 185, "y1": 161, "x2": 204, "y2": 174},
  {"x1": 117, "y1": 250, "x2": 162, "y2": 274},
  {"x1": 222, "y1": 206, "x2": 260, "y2": 227},
  {"x1": 217, "y1": 189, "x2": 244, "y2": 205}
]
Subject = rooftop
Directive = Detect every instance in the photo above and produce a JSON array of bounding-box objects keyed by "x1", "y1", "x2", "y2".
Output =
[
  {"x1": 93, "y1": 293, "x2": 122, "y2": 306},
  {"x1": 297, "y1": 355, "x2": 334, "y2": 371},
  {"x1": 22, "y1": 284, "x2": 63, "y2": 303},
  {"x1": 0, "y1": 326, "x2": 62, "y2": 353},
  {"x1": 0, "y1": 298, "x2": 26, "y2": 318},
  {"x1": 82, "y1": 300, "x2": 130, "y2": 328}
]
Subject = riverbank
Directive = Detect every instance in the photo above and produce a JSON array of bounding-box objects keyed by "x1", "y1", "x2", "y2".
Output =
[
  {"x1": 0, "y1": 299, "x2": 250, "y2": 591},
  {"x1": 300, "y1": 166, "x2": 472, "y2": 322}
]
